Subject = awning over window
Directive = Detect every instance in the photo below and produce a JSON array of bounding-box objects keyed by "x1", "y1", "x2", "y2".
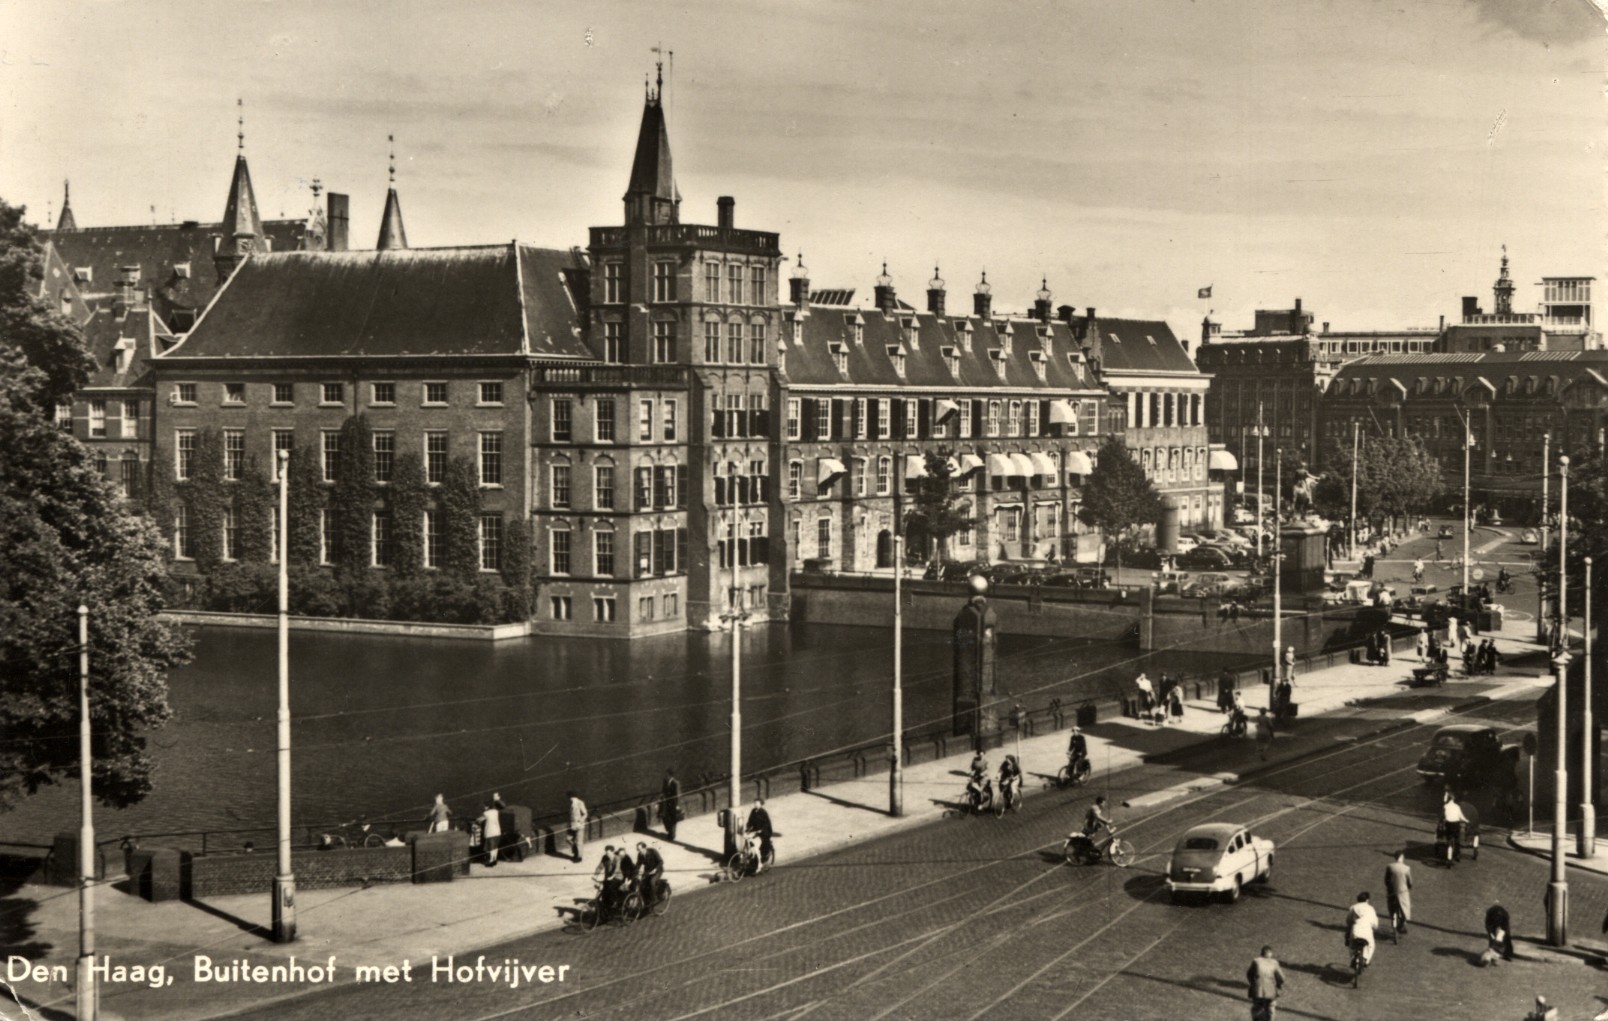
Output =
[
  {"x1": 958, "y1": 453, "x2": 984, "y2": 475},
  {"x1": 1028, "y1": 452, "x2": 1057, "y2": 476},
  {"x1": 1009, "y1": 453, "x2": 1036, "y2": 477},
  {"x1": 817, "y1": 458, "x2": 847, "y2": 484},
  {"x1": 987, "y1": 452, "x2": 1015, "y2": 476},
  {"x1": 904, "y1": 454, "x2": 929, "y2": 479},
  {"x1": 1064, "y1": 451, "x2": 1095, "y2": 475},
  {"x1": 1048, "y1": 399, "x2": 1078, "y2": 425},
  {"x1": 935, "y1": 398, "x2": 961, "y2": 421},
  {"x1": 1207, "y1": 449, "x2": 1239, "y2": 471}
]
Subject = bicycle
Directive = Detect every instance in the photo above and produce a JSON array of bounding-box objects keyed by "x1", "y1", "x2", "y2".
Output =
[
  {"x1": 582, "y1": 880, "x2": 643, "y2": 932},
  {"x1": 317, "y1": 819, "x2": 387, "y2": 849},
  {"x1": 1056, "y1": 757, "x2": 1092, "y2": 788},
  {"x1": 964, "y1": 778, "x2": 994, "y2": 815},
  {"x1": 725, "y1": 832, "x2": 775, "y2": 882},
  {"x1": 995, "y1": 777, "x2": 1023, "y2": 816},
  {"x1": 1220, "y1": 710, "x2": 1248, "y2": 740},
  {"x1": 1387, "y1": 901, "x2": 1406, "y2": 944},
  {"x1": 1349, "y1": 937, "x2": 1369, "y2": 988},
  {"x1": 640, "y1": 875, "x2": 673, "y2": 916},
  {"x1": 1063, "y1": 827, "x2": 1135, "y2": 868}
]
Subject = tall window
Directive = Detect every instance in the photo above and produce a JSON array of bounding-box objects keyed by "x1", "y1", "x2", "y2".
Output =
[
  {"x1": 479, "y1": 432, "x2": 503, "y2": 486},
  {"x1": 273, "y1": 428, "x2": 294, "y2": 462},
  {"x1": 551, "y1": 464, "x2": 572, "y2": 508},
  {"x1": 223, "y1": 429, "x2": 244, "y2": 480},
  {"x1": 1026, "y1": 401, "x2": 1039, "y2": 437},
  {"x1": 788, "y1": 460, "x2": 802, "y2": 501},
  {"x1": 816, "y1": 400, "x2": 832, "y2": 440},
  {"x1": 551, "y1": 529, "x2": 572, "y2": 575},
  {"x1": 727, "y1": 264, "x2": 744, "y2": 304},
  {"x1": 1008, "y1": 400, "x2": 1022, "y2": 436},
  {"x1": 603, "y1": 261, "x2": 622, "y2": 303},
  {"x1": 425, "y1": 432, "x2": 447, "y2": 484},
  {"x1": 222, "y1": 506, "x2": 238, "y2": 560},
  {"x1": 55, "y1": 402, "x2": 72, "y2": 431},
  {"x1": 478, "y1": 515, "x2": 502, "y2": 571},
  {"x1": 705, "y1": 261, "x2": 721, "y2": 301},
  {"x1": 750, "y1": 265, "x2": 767, "y2": 304},
  {"x1": 854, "y1": 457, "x2": 869, "y2": 498},
  {"x1": 653, "y1": 321, "x2": 675, "y2": 362},
  {"x1": 424, "y1": 510, "x2": 441, "y2": 568},
  {"x1": 817, "y1": 518, "x2": 831, "y2": 560},
  {"x1": 877, "y1": 399, "x2": 891, "y2": 437},
  {"x1": 705, "y1": 321, "x2": 721, "y2": 363},
  {"x1": 663, "y1": 399, "x2": 678, "y2": 442},
  {"x1": 906, "y1": 400, "x2": 920, "y2": 438},
  {"x1": 987, "y1": 401, "x2": 1000, "y2": 437},
  {"x1": 749, "y1": 322, "x2": 766, "y2": 364},
  {"x1": 727, "y1": 321, "x2": 743, "y2": 363},
  {"x1": 89, "y1": 400, "x2": 106, "y2": 437},
  {"x1": 372, "y1": 512, "x2": 393, "y2": 567},
  {"x1": 653, "y1": 261, "x2": 675, "y2": 302},
  {"x1": 876, "y1": 455, "x2": 892, "y2": 495},
  {"x1": 373, "y1": 432, "x2": 395, "y2": 483},
  {"x1": 595, "y1": 464, "x2": 615, "y2": 509},
  {"x1": 786, "y1": 398, "x2": 801, "y2": 440},
  {"x1": 322, "y1": 431, "x2": 340, "y2": 482},
  {"x1": 595, "y1": 398, "x2": 615, "y2": 442},
  {"x1": 854, "y1": 398, "x2": 868, "y2": 440},
  {"x1": 960, "y1": 401, "x2": 973, "y2": 438},
  {"x1": 603, "y1": 321, "x2": 622, "y2": 363},
  {"x1": 552, "y1": 399, "x2": 573, "y2": 442},
  {"x1": 595, "y1": 530, "x2": 615, "y2": 576},
  {"x1": 175, "y1": 429, "x2": 196, "y2": 480},
  {"x1": 119, "y1": 455, "x2": 138, "y2": 498},
  {"x1": 638, "y1": 400, "x2": 653, "y2": 441},
  {"x1": 174, "y1": 504, "x2": 191, "y2": 559},
  {"x1": 594, "y1": 596, "x2": 616, "y2": 622}
]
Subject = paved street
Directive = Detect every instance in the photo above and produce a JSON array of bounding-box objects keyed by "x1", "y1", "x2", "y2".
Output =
[{"x1": 197, "y1": 683, "x2": 1608, "y2": 1021}]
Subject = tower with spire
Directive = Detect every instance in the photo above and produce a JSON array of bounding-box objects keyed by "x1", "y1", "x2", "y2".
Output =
[
  {"x1": 56, "y1": 179, "x2": 77, "y2": 232},
  {"x1": 623, "y1": 62, "x2": 680, "y2": 227},
  {"x1": 1493, "y1": 245, "x2": 1515, "y2": 315},
  {"x1": 214, "y1": 100, "x2": 265, "y2": 284},
  {"x1": 376, "y1": 135, "x2": 409, "y2": 251}
]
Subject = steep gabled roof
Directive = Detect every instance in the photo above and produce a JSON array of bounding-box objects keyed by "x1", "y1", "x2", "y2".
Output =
[
  {"x1": 80, "y1": 303, "x2": 170, "y2": 389},
  {"x1": 626, "y1": 98, "x2": 675, "y2": 203},
  {"x1": 166, "y1": 244, "x2": 589, "y2": 360},
  {"x1": 376, "y1": 188, "x2": 408, "y2": 250},
  {"x1": 1095, "y1": 318, "x2": 1201, "y2": 375},
  {"x1": 220, "y1": 154, "x2": 265, "y2": 246}
]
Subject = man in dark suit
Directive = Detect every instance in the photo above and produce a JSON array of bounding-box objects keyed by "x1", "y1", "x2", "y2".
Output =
[
  {"x1": 1246, "y1": 944, "x2": 1285, "y2": 1020},
  {"x1": 660, "y1": 768, "x2": 681, "y2": 841},
  {"x1": 745, "y1": 799, "x2": 774, "y2": 870}
]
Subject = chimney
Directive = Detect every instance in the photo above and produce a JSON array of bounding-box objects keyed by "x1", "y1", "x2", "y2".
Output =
[
  {"x1": 1322, "y1": 322, "x2": 1330, "y2": 334},
  {"x1": 327, "y1": 192, "x2": 350, "y2": 252},
  {"x1": 1438, "y1": 315, "x2": 1446, "y2": 332},
  {"x1": 1201, "y1": 317, "x2": 1212, "y2": 348},
  {"x1": 789, "y1": 252, "x2": 810, "y2": 309},
  {"x1": 114, "y1": 264, "x2": 139, "y2": 311},
  {"x1": 874, "y1": 262, "x2": 896, "y2": 314},
  {"x1": 1058, "y1": 304, "x2": 1075, "y2": 324},
  {"x1": 973, "y1": 271, "x2": 992, "y2": 319},
  {"x1": 1294, "y1": 297, "x2": 1302, "y2": 313},
  {"x1": 1462, "y1": 296, "x2": 1480, "y2": 319},
  {"x1": 717, "y1": 196, "x2": 735, "y2": 230},
  {"x1": 1033, "y1": 277, "x2": 1053, "y2": 323},
  {"x1": 926, "y1": 266, "x2": 946, "y2": 317}
]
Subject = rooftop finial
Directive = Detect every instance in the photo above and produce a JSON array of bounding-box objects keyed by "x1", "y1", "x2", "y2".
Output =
[
  {"x1": 311, "y1": 177, "x2": 323, "y2": 202},
  {"x1": 388, "y1": 134, "x2": 396, "y2": 184},
  {"x1": 237, "y1": 98, "x2": 244, "y2": 151},
  {"x1": 649, "y1": 43, "x2": 668, "y2": 103}
]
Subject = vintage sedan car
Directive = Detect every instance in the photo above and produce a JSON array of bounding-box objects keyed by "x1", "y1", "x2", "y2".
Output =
[
  {"x1": 1176, "y1": 546, "x2": 1235, "y2": 570},
  {"x1": 1152, "y1": 569, "x2": 1192, "y2": 595},
  {"x1": 1393, "y1": 584, "x2": 1440, "y2": 618},
  {"x1": 1416, "y1": 724, "x2": 1521, "y2": 792},
  {"x1": 1166, "y1": 823, "x2": 1275, "y2": 902},
  {"x1": 1520, "y1": 529, "x2": 1538, "y2": 544},
  {"x1": 1182, "y1": 572, "x2": 1239, "y2": 598}
]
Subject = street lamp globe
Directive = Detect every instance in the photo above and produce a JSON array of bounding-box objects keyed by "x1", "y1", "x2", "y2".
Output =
[{"x1": 969, "y1": 574, "x2": 989, "y2": 597}]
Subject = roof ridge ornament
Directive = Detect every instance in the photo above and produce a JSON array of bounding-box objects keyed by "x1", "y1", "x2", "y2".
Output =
[
  {"x1": 388, "y1": 134, "x2": 397, "y2": 184},
  {"x1": 237, "y1": 98, "x2": 245, "y2": 152}
]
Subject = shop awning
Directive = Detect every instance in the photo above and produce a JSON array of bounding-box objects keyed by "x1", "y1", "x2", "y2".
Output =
[
  {"x1": 958, "y1": 453, "x2": 984, "y2": 475},
  {"x1": 904, "y1": 454, "x2": 929, "y2": 479},
  {"x1": 935, "y1": 398, "x2": 961, "y2": 421},
  {"x1": 1064, "y1": 451, "x2": 1095, "y2": 475},
  {"x1": 817, "y1": 458, "x2": 847, "y2": 484},
  {"x1": 987, "y1": 452, "x2": 1015, "y2": 476},
  {"x1": 1009, "y1": 453, "x2": 1036, "y2": 477},
  {"x1": 1207, "y1": 449, "x2": 1239, "y2": 471},
  {"x1": 1028, "y1": 452, "x2": 1058, "y2": 477},
  {"x1": 1048, "y1": 399, "x2": 1078, "y2": 425}
]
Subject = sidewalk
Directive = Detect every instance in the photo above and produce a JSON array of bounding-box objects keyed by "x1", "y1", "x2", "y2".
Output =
[{"x1": 8, "y1": 619, "x2": 1556, "y2": 1021}]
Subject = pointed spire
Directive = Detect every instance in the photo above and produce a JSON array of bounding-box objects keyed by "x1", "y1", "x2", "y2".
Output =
[
  {"x1": 56, "y1": 178, "x2": 77, "y2": 231},
  {"x1": 1493, "y1": 243, "x2": 1515, "y2": 314},
  {"x1": 215, "y1": 110, "x2": 265, "y2": 283},
  {"x1": 624, "y1": 72, "x2": 678, "y2": 226},
  {"x1": 376, "y1": 135, "x2": 408, "y2": 250}
]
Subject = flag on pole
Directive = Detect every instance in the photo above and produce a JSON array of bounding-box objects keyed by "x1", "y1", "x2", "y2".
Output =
[{"x1": 1197, "y1": 285, "x2": 1213, "y2": 299}]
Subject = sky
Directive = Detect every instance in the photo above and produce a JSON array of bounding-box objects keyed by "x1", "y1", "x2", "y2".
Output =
[{"x1": 1, "y1": 0, "x2": 1602, "y2": 336}]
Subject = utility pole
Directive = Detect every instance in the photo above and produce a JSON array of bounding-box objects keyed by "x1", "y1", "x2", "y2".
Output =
[
  {"x1": 76, "y1": 605, "x2": 96, "y2": 1021},
  {"x1": 725, "y1": 507, "x2": 746, "y2": 857},
  {"x1": 1541, "y1": 431, "x2": 1552, "y2": 644},
  {"x1": 1582, "y1": 555, "x2": 1595, "y2": 859},
  {"x1": 1463, "y1": 421, "x2": 1473, "y2": 601},
  {"x1": 272, "y1": 449, "x2": 296, "y2": 943},
  {"x1": 1271, "y1": 449, "x2": 1282, "y2": 713},
  {"x1": 1549, "y1": 454, "x2": 1570, "y2": 946},
  {"x1": 891, "y1": 534, "x2": 904, "y2": 816},
  {"x1": 1255, "y1": 401, "x2": 1266, "y2": 559},
  {"x1": 1348, "y1": 420, "x2": 1360, "y2": 561}
]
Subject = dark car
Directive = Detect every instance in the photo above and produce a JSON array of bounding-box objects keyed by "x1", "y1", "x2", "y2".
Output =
[
  {"x1": 983, "y1": 563, "x2": 1032, "y2": 585},
  {"x1": 1074, "y1": 566, "x2": 1111, "y2": 590},
  {"x1": 1416, "y1": 724, "x2": 1521, "y2": 792},
  {"x1": 1176, "y1": 546, "x2": 1234, "y2": 570},
  {"x1": 928, "y1": 559, "x2": 989, "y2": 582}
]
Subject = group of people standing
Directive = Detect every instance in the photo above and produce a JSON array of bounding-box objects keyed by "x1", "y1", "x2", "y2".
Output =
[{"x1": 1134, "y1": 672, "x2": 1186, "y2": 725}]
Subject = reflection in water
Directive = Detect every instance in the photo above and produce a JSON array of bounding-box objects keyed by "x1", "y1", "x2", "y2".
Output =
[{"x1": 3, "y1": 621, "x2": 1257, "y2": 845}]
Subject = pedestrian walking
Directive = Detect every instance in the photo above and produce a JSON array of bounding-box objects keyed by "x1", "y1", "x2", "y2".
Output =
[
  {"x1": 1377, "y1": 629, "x2": 1391, "y2": 667},
  {"x1": 1485, "y1": 903, "x2": 1514, "y2": 962},
  {"x1": 1413, "y1": 558, "x2": 1425, "y2": 584},
  {"x1": 1415, "y1": 628, "x2": 1428, "y2": 661},
  {"x1": 1462, "y1": 640, "x2": 1476, "y2": 678},
  {"x1": 1135, "y1": 672, "x2": 1156, "y2": 724},
  {"x1": 1168, "y1": 682, "x2": 1185, "y2": 724},
  {"x1": 660, "y1": 768, "x2": 682, "y2": 840},
  {"x1": 1527, "y1": 995, "x2": 1559, "y2": 1021},
  {"x1": 1281, "y1": 646, "x2": 1296, "y2": 684},
  {"x1": 567, "y1": 790, "x2": 588, "y2": 863},
  {"x1": 1365, "y1": 631, "x2": 1379, "y2": 665},
  {"x1": 427, "y1": 793, "x2": 452, "y2": 834},
  {"x1": 1246, "y1": 944, "x2": 1285, "y2": 1021},
  {"x1": 479, "y1": 799, "x2": 502, "y2": 866},
  {"x1": 1255, "y1": 708, "x2": 1274, "y2": 761},
  {"x1": 1217, "y1": 668, "x2": 1237, "y2": 714},
  {"x1": 1384, "y1": 850, "x2": 1413, "y2": 937}
]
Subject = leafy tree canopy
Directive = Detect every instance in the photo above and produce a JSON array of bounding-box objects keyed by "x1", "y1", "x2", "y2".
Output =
[{"x1": 1078, "y1": 434, "x2": 1164, "y2": 542}]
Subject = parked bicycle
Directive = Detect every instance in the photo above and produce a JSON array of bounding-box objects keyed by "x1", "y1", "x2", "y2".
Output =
[
  {"x1": 725, "y1": 832, "x2": 776, "y2": 882},
  {"x1": 317, "y1": 818, "x2": 387, "y2": 849}
]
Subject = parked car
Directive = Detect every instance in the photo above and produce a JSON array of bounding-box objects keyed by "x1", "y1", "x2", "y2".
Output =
[
  {"x1": 998, "y1": 567, "x2": 1049, "y2": 586},
  {"x1": 1416, "y1": 724, "x2": 1522, "y2": 792},
  {"x1": 1176, "y1": 546, "x2": 1234, "y2": 570},
  {"x1": 1437, "y1": 524, "x2": 1454, "y2": 539},
  {"x1": 1195, "y1": 529, "x2": 1253, "y2": 549},
  {"x1": 1232, "y1": 507, "x2": 1256, "y2": 525},
  {"x1": 1106, "y1": 545, "x2": 1163, "y2": 569},
  {"x1": 1394, "y1": 584, "x2": 1440, "y2": 618},
  {"x1": 1171, "y1": 535, "x2": 1198, "y2": 554},
  {"x1": 1074, "y1": 566, "x2": 1112, "y2": 590},
  {"x1": 1166, "y1": 823, "x2": 1275, "y2": 902},
  {"x1": 1520, "y1": 529, "x2": 1538, "y2": 544},
  {"x1": 1152, "y1": 570, "x2": 1192, "y2": 595},
  {"x1": 1182, "y1": 572, "x2": 1239, "y2": 598},
  {"x1": 982, "y1": 563, "x2": 1032, "y2": 585}
]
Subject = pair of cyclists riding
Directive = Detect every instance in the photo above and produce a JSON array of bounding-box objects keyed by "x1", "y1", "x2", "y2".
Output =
[{"x1": 966, "y1": 751, "x2": 1024, "y2": 812}]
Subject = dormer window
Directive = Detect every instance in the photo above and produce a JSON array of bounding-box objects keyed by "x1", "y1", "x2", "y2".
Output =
[
  {"x1": 991, "y1": 350, "x2": 1008, "y2": 381},
  {"x1": 791, "y1": 319, "x2": 804, "y2": 345},
  {"x1": 942, "y1": 345, "x2": 961, "y2": 377},
  {"x1": 1030, "y1": 350, "x2": 1047, "y2": 382},
  {"x1": 173, "y1": 262, "x2": 192, "y2": 279},
  {"x1": 830, "y1": 342, "x2": 848, "y2": 375},
  {"x1": 888, "y1": 346, "x2": 906, "y2": 378},
  {"x1": 956, "y1": 321, "x2": 972, "y2": 353},
  {"x1": 900, "y1": 317, "x2": 916, "y2": 348},
  {"x1": 73, "y1": 266, "x2": 92, "y2": 284}
]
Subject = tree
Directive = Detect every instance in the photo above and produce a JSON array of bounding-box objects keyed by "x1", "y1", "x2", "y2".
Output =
[
  {"x1": 1078, "y1": 435, "x2": 1164, "y2": 577},
  {"x1": 332, "y1": 413, "x2": 376, "y2": 583},
  {"x1": 440, "y1": 454, "x2": 482, "y2": 581},
  {"x1": 903, "y1": 448, "x2": 975, "y2": 567},
  {"x1": 1537, "y1": 447, "x2": 1608, "y2": 632},
  {"x1": 235, "y1": 454, "x2": 274, "y2": 564},
  {"x1": 187, "y1": 427, "x2": 226, "y2": 572},
  {"x1": 1332, "y1": 433, "x2": 1444, "y2": 533},
  {"x1": 389, "y1": 451, "x2": 428, "y2": 577},
  {"x1": 0, "y1": 196, "x2": 189, "y2": 809},
  {"x1": 500, "y1": 512, "x2": 532, "y2": 618},
  {"x1": 286, "y1": 441, "x2": 324, "y2": 567}
]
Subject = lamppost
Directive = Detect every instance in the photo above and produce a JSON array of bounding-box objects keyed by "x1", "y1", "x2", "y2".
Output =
[
  {"x1": 722, "y1": 507, "x2": 748, "y2": 858},
  {"x1": 272, "y1": 448, "x2": 296, "y2": 944},
  {"x1": 1581, "y1": 555, "x2": 1595, "y2": 860},
  {"x1": 76, "y1": 605, "x2": 97, "y2": 1021},
  {"x1": 1548, "y1": 454, "x2": 1570, "y2": 947},
  {"x1": 890, "y1": 533, "x2": 904, "y2": 816},
  {"x1": 1254, "y1": 401, "x2": 1267, "y2": 559},
  {"x1": 1462, "y1": 421, "x2": 1474, "y2": 601},
  {"x1": 1348, "y1": 421, "x2": 1360, "y2": 561},
  {"x1": 1540, "y1": 432, "x2": 1552, "y2": 644},
  {"x1": 1270, "y1": 448, "x2": 1283, "y2": 712}
]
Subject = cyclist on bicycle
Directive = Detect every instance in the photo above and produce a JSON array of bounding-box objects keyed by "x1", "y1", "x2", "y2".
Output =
[
  {"x1": 635, "y1": 841, "x2": 664, "y2": 908},
  {"x1": 1083, "y1": 796, "x2": 1114, "y2": 844},
  {"x1": 966, "y1": 751, "x2": 991, "y2": 809},
  {"x1": 593, "y1": 845, "x2": 625, "y2": 914},
  {"x1": 1067, "y1": 726, "x2": 1089, "y2": 776},
  {"x1": 1384, "y1": 851, "x2": 1413, "y2": 937},
  {"x1": 745, "y1": 799, "x2": 774, "y2": 871},
  {"x1": 999, "y1": 754, "x2": 1022, "y2": 808},
  {"x1": 1345, "y1": 891, "x2": 1379, "y2": 966},
  {"x1": 969, "y1": 749, "x2": 989, "y2": 783}
]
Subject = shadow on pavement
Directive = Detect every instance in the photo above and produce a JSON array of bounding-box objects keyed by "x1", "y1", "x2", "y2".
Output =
[
  {"x1": 1430, "y1": 944, "x2": 1486, "y2": 968},
  {"x1": 1279, "y1": 957, "x2": 1356, "y2": 987},
  {"x1": 186, "y1": 897, "x2": 270, "y2": 939},
  {"x1": 0, "y1": 876, "x2": 53, "y2": 963},
  {"x1": 803, "y1": 788, "x2": 890, "y2": 818}
]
